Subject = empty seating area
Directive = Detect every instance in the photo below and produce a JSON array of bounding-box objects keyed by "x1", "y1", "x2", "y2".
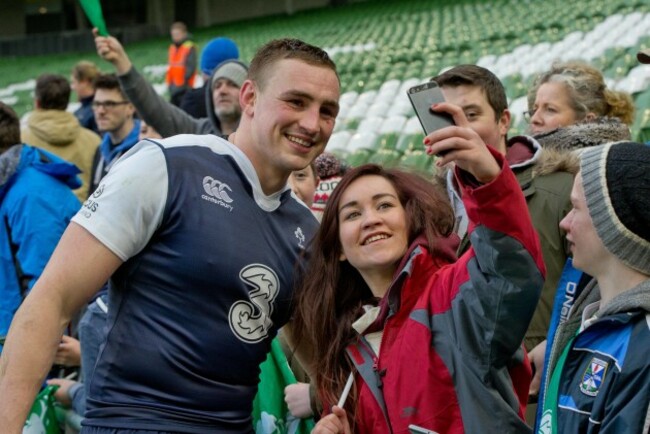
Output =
[
  {"x1": 3, "y1": 0, "x2": 649, "y2": 168},
  {"x1": 202, "y1": 0, "x2": 650, "y2": 170},
  {"x1": 297, "y1": 0, "x2": 650, "y2": 170}
]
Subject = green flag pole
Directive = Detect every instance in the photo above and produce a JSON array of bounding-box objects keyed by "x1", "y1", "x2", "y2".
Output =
[{"x1": 79, "y1": 0, "x2": 109, "y2": 36}]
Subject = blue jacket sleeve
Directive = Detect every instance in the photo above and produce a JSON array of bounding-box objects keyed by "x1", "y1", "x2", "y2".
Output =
[{"x1": 6, "y1": 169, "x2": 79, "y2": 293}]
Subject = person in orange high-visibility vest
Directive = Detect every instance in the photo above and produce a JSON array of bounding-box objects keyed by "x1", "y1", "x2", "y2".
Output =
[{"x1": 166, "y1": 22, "x2": 197, "y2": 107}]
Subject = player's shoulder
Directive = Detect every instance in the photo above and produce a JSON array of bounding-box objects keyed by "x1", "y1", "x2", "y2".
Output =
[{"x1": 148, "y1": 134, "x2": 230, "y2": 151}]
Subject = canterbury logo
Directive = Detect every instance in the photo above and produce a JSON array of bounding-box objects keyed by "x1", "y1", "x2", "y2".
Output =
[{"x1": 203, "y1": 176, "x2": 233, "y2": 203}]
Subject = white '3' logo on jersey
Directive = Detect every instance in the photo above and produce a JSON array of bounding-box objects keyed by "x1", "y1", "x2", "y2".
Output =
[{"x1": 229, "y1": 264, "x2": 279, "y2": 343}]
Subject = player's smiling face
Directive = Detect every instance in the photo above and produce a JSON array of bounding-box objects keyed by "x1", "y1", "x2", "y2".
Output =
[{"x1": 248, "y1": 58, "x2": 340, "y2": 178}]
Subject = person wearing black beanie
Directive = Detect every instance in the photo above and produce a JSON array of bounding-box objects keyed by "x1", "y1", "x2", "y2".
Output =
[{"x1": 537, "y1": 141, "x2": 650, "y2": 434}]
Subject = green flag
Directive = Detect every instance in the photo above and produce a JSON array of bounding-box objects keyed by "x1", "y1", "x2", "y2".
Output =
[
  {"x1": 253, "y1": 338, "x2": 315, "y2": 434},
  {"x1": 23, "y1": 385, "x2": 61, "y2": 434},
  {"x1": 78, "y1": 0, "x2": 109, "y2": 36}
]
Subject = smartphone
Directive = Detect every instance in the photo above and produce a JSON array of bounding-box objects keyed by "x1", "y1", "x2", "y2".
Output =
[
  {"x1": 408, "y1": 424, "x2": 439, "y2": 434},
  {"x1": 407, "y1": 82, "x2": 455, "y2": 156}
]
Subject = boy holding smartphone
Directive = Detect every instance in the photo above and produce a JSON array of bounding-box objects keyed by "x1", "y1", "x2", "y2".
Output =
[{"x1": 432, "y1": 65, "x2": 576, "y2": 357}]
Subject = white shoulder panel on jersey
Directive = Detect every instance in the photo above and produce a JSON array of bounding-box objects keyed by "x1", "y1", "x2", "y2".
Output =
[
  {"x1": 289, "y1": 190, "x2": 314, "y2": 212},
  {"x1": 72, "y1": 140, "x2": 168, "y2": 261},
  {"x1": 154, "y1": 134, "x2": 290, "y2": 212}
]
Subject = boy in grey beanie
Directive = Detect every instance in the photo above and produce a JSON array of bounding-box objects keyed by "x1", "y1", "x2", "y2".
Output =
[{"x1": 537, "y1": 141, "x2": 650, "y2": 434}]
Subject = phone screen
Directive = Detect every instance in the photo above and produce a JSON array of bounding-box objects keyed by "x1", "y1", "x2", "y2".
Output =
[{"x1": 407, "y1": 82, "x2": 455, "y2": 135}]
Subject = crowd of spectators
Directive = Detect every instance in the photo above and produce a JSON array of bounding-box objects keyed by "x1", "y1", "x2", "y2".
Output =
[{"x1": 0, "y1": 18, "x2": 648, "y2": 434}]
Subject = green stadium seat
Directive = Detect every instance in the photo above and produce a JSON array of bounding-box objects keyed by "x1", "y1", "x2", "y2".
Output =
[
  {"x1": 398, "y1": 150, "x2": 434, "y2": 174},
  {"x1": 347, "y1": 149, "x2": 374, "y2": 167},
  {"x1": 347, "y1": 131, "x2": 379, "y2": 153},
  {"x1": 368, "y1": 149, "x2": 403, "y2": 167},
  {"x1": 325, "y1": 131, "x2": 352, "y2": 159},
  {"x1": 635, "y1": 109, "x2": 650, "y2": 143}
]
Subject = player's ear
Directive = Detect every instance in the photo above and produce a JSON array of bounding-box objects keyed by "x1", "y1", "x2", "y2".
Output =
[{"x1": 239, "y1": 80, "x2": 256, "y2": 117}]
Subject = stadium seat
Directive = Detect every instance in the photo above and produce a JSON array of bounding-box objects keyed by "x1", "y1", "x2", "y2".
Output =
[
  {"x1": 368, "y1": 149, "x2": 403, "y2": 167},
  {"x1": 326, "y1": 131, "x2": 352, "y2": 159},
  {"x1": 398, "y1": 149, "x2": 434, "y2": 174}
]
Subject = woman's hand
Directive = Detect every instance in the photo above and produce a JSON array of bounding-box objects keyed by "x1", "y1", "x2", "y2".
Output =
[{"x1": 312, "y1": 405, "x2": 352, "y2": 434}]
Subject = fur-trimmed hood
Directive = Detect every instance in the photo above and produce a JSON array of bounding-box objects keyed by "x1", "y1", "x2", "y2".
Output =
[
  {"x1": 506, "y1": 135, "x2": 580, "y2": 178},
  {"x1": 532, "y1": 116, "x2": 631, "y2": 151},
  {"x1": 509, "y1": 116, "x2": 631, "y2": 178},
  {"x1": 533, "y1": 147, "x2": 580, "y2": 177}
]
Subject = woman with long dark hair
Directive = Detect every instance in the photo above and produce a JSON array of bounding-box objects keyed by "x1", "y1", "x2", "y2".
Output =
[{"x1": 290, "y1": 109, "x2": 546, "y2": 434}]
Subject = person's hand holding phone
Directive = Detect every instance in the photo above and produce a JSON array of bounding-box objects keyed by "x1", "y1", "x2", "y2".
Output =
[
  {"x1": 407, "y1": 82, "x2": 454, "y2": 148},
  {"x1": 423, "y1": 100, "x2": 501, "y2": 184}
]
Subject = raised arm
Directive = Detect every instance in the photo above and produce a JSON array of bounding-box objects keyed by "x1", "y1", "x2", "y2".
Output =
[
  {"x1": 93, "y1": 28, "x2": 206, "y2": 137},
  {"x1": 425, "y1": 102, "x2": 545, "y2": 364},
  {"x1": 93, "y1": 27, "x2": 132, "y2": 75},
  {"x1": 0, "y1": 223, "x2": 122, "y2": 432}
]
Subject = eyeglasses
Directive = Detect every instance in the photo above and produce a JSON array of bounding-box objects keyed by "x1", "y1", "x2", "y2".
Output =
[
  {"x1": 92, "y1": 100, "x2": 130, "y2": 109},
  {"x1": 523, "y1": 110, "x2": 535, "y2": 123}
]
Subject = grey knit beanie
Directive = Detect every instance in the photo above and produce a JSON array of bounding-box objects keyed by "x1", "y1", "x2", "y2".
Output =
[
  {"x1": 211, "y1": 59, "x2": 248, "y2": 89},
  {"x1": 580, "y1": 141, "x2": 650, "y2": 275}
]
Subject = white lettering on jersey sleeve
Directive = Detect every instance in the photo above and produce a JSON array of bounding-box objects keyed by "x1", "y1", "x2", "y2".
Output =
[{"x1": 72, "y1": 140, "x2": 168, "y2": 261}]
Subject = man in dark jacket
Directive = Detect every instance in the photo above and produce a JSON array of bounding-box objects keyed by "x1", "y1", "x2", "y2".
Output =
[{"x1": 433, "y1": 65, "x2": 577, "y2": 353}]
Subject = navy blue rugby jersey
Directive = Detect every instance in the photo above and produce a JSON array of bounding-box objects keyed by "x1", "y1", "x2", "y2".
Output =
[{"x1": 72, "y1": 135, "x2": 318, "y2": 432}]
